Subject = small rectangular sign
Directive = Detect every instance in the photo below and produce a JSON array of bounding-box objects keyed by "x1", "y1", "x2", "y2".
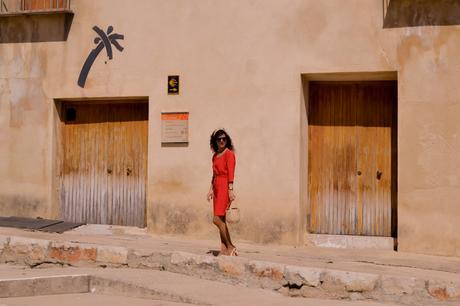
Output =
[
  {"x1": 168, "y1": 75, "x2": 179, "y2": 95},
  {"x1": 161, "y1": 112, "x2": 188, "y2": 143}
]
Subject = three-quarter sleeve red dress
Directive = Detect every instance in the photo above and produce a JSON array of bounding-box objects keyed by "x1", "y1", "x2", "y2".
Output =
[{"x1": 212, "y1": 149, "x2": 236, "y2": 216}]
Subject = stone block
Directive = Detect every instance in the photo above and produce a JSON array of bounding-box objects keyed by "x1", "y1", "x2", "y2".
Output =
[
  {"x1": 324, "y1": 270, "x2": 379, "y2": 292},
  {"x1": 427, "y1": 280, "x2": 460, "y2": 300},
  {"x1": 349, "y1": 292, "x2": 365, "y2": 301},
  {"x1": 248, "y1": 260, "x2": 285, "y2": 281},
  {"x1": 284, "y1": 265, "x2": 323, "y2": 287},
  {"x1": 299, "y1": 285, "x2": 324, "y2": 298},
  {"x1": 380, "y1": 275, "x2": 417, "y2": 295},
  {"x1": 170, "y1": 251, "x2": 197, "y2": 265},
  {"x1": 127, "y1": 249, "x2": 163, "y2": 269},
  {"x1": 0, "y1": 235, "x2": 9, "y2": 253},
  {"x1": 48, "y1": 242, "x2": 97, "y2": 264},
  {"x1": 193, "y1": 254, "x2": 218, "y2": 267},
  {"x1": 8, "y1": 237, "x2": 50, "y2": 262},
  {"x1": 129, "y1": 249, "x2": 154, "y2": 258},
  {"x1": 217, "y1": 256, "x2": 247, "y2": 277},
  {"x1": 170, "y1": 251, "x2": 217, "y2": 268},
  {"x1": 96, "y1": 245, "x2": 128, "y2": 265}
]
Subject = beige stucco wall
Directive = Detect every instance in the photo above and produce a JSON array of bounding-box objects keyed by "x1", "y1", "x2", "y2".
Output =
[{"x1": 0, "y1": 0, "x2": 459, "y2": 256}]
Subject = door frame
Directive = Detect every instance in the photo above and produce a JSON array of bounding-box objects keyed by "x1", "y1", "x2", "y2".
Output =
[
  {"x1": 51, "y1": 97, "x2": 149, "y2": 227},
  {"x1": 300, "y1": 72, "x2": 398, "y2": 242}
]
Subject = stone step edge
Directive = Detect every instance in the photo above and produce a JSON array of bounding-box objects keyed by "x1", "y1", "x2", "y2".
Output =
[
  {"x1": 0, "y1": 274, "x2": 89, "y2": 298},
  {"x1": 0, "y1": 273, "x2": 207, "y2": 305},
  {"x1": 90, "y1": 275, "x2": 209, "y2": 305},
  {"x1": 0, "y1": 235, "x2": 459, "y2": 305}
]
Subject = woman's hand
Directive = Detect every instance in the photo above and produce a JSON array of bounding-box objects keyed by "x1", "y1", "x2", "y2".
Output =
[
  {"x1": 207, "y1": 189, "x2": 214, "y2": 202},
  {"x1": 229, "y1": 190, "x2": 236, "y2": 203}
]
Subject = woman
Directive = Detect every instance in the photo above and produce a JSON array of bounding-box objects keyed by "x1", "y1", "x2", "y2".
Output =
[{"x1": 207, "y1": 129, "x2": 237, "y2": 256}]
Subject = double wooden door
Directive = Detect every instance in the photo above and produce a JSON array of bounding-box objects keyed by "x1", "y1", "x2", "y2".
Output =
[
  {"x1": 308, "y1": 82, "x2": 396, "y2": 236},
  {"x1": 61, "y1": 102, "x2": 148, "y2": 227}
]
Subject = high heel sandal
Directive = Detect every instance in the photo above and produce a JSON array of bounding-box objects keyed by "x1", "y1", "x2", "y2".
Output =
[{"x1": 230, "y1": 248, "x2": 238, "y2": 256}]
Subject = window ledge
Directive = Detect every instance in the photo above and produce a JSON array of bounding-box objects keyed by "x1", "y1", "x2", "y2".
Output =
[
  {"x1": 0, "y1": 9, "x2": 73, "y2": 17},
  {"x1": 0, "y1": 10, "x2": 74, "y2": 43}
]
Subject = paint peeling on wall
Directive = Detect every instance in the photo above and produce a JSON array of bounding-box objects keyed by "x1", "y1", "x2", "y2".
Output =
[
  {"x1": 8, "y1": 79, "x2": 48, "y2": 128},
  {"x1": 397, "y1": 27, "x2": 460, "y2": 69}
]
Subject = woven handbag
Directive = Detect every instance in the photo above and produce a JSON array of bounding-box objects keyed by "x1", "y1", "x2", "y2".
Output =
[{"x1": 226, "y1": 205, "x2": 240, "y2": 224}]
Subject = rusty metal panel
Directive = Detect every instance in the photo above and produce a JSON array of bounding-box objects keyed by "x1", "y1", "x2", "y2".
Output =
[
  {"x1": 0, "y1": 217, "x2": 61, "y2": 229},
  {"x1": 308, "y1": 82, "x2": 396, "y2": 236},
  {"x1": 0, "y1": 217, "x2": 83, "y2": 233},
  {"x1": 38, "y1": 221, "x2": 84, "y2": 233},
  {"x1": 61, "y1": 102, "x2": 147, "y2": 227}
]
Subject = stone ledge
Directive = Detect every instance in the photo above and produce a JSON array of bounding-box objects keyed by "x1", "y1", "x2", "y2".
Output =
[
  {"x1": 96, "y1": 245, "x2": 128, "y2": 266},
  {"x1": 4, "y1": 237, "x2": 50, "y2": 264},
  {"x1": 0, "y1": 235, "x2": 9, "y2": 253},
  {"x1": 0, "y1": 234, "x2": 459, "y2": 305},
  {"x1": 48, "y1": 241, "x2": 97, "y2": 265}
]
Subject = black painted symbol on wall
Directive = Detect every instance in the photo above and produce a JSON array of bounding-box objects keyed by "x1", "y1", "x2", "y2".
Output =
[{"x1": 77, "y1": 26, "x2": 124, "y2": 88}]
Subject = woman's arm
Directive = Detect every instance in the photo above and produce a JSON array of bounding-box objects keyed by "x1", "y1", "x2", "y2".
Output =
[
  {"x1": 207, "y1": 159, "x2": 215, "y2": 201},
  {"x1": 227, "y1": 151, "x2": 236, "y2": 203},
  {"x1": 207, "y1": 179, "x2": 214, "y2": 201}
]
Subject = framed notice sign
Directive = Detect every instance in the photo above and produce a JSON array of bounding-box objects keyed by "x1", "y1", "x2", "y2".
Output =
[{"x1": 161, "y1": 112, "x2": 189, "y2": 144}]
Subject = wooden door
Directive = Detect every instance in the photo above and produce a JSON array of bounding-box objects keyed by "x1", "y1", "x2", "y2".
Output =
[
  {"x1": 308, "y1": 82, "x2": 396, "y2": 236},
  {"x1": 107, "y1": 103, "x2": 148, "y2": 226},
  {"x1": 61, "y1": 102, "x2": 148, "y2": 227}
]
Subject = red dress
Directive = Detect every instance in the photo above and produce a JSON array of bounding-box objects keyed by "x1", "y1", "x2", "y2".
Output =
[{"x1": 212, "y1": 149, "x2": 236, "y2": 216}]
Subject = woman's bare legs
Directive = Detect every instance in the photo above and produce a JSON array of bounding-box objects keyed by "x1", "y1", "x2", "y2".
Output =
[
  {"x1": 220, "y1": 242, "x2": 227, "y2": 255},
  {"x1": 213, "y1": 216, "x2": 236, "y2": 255}
]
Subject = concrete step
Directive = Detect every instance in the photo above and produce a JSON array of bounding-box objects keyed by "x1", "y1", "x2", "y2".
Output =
[
  {"x1": 1, "y1": 234, "x2": 459, "y2": 305},
  {"x1": 0, "y1": 270, "x2": 204, "y2": 305},
  {"x1": 0, "y1": 266, "x2": 404, "y2": 306},
  {"x1": 0, "y1": 274, "x2": 89, "y2": 298},
  {"x1": 0, "y1": 293, "x2": 189, "y2": 306}
]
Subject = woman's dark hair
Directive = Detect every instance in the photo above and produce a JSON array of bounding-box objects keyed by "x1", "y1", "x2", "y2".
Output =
[{"x1": 210, "y1": 129, "x2": 234, "y2": 153}]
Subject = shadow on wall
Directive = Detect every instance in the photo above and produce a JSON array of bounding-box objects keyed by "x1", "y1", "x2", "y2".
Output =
[
  {"x1": 150, "y1": 201, "x2": 298, "y2": 244},
  {"x1": 0, "y1": 194, "x2": 46, "y2": 218},
  {"x1": 0, "y1": 12, "x2": 73, "y2": 43},
  {"x1": 384, "y1": 0, "x2": 460, "y2": 28}
]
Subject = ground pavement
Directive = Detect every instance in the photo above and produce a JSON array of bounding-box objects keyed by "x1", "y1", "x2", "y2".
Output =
[{"x1": 0, "y1": 264, "x2": 402, "y2": 306}]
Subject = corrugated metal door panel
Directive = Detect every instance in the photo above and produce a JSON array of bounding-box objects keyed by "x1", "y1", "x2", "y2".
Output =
[{"x1": 308, "y1": 82, "x2": 395, "y2": 236}]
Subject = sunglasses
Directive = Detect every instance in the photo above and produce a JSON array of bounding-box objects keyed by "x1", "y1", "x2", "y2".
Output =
[{"x1": 217, "y1": 137, "x2": 227, "y2": 142}]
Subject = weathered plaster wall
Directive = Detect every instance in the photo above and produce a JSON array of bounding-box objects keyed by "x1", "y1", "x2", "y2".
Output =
[
  {"x1": 397, "y1": 27, "x2": 460, "y2": 256},
  {"x1": 0, "y1": 0, "x2": 459, "y2": 255},
  {"x1": 0, "y1": 43, "x2": 50, "y2": 217}
]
